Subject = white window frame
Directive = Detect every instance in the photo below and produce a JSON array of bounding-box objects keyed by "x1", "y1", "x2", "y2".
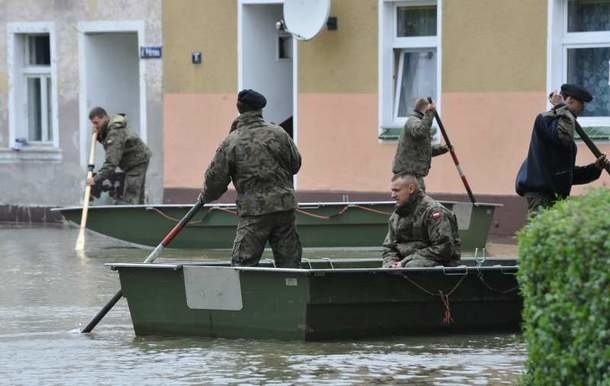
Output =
[
  {"x1": 7, "y1": 22, "x2": 59, "y2": 150},
  {"x1": 379, "y1": 0, "x2": 442, "y2": 137},
  {"x1": 547, "y1": 0, "x2": 610, "y2": 131}
]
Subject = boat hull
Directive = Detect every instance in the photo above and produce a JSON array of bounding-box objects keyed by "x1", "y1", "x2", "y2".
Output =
[
  {"x1": 109, "y1": 258, "x2": 521, "y2": 340},
  {"x1": 55, "y1": 201, "x2": 498, "y2": 250}
]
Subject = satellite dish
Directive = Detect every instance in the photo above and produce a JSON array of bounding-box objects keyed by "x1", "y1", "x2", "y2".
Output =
[{"x1": 283, "y1": 0, "x2": 330, "y2": 40}]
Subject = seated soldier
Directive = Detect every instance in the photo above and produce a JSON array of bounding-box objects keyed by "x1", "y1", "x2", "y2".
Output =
[{"x1": 382, "y1": 173, "x2": 461, "y2": 268}]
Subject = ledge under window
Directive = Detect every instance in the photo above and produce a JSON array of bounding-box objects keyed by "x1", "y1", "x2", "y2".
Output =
[
  {"x1": 579, "y1": 126, "x2": 610, "y2": 141},
  {"x1": 0, "y1": 147, "x2": 62, "y2": 163},
  {"x1": 378, "y1": 127, "x2": 404, "y2": 141}
]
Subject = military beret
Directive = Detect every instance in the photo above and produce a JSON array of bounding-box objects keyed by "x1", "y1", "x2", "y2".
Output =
[
  {"x1": 561, "y1": 83, "x2": 593, "y2": 103},
  {"x1": 237, "y1": 89, "x2": 267, "y2": 109}
]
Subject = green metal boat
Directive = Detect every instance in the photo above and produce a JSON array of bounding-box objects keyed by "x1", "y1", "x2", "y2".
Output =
[
  {"x1": 54, "y1": 201, "x2": 499, "y2": 250},
  {"x1": 108, "y1": 258, "x2": 521, "y2": 340}
]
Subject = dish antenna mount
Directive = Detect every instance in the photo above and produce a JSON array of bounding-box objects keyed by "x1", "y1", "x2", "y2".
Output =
[{"x1": 282, "y1": 0, "x2": 331, "y2": 40}]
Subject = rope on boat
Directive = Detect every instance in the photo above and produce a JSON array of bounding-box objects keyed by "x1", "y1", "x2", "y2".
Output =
[
  {"x1": 400, "y1": 272, "x2": 467, "y2": 325},
  {"x1": 147, "y1": 207, "x2": 205, "y2": 224},
  {"x1": 296, "y1": 204, "x2": 392, "y2": 220},
  {"x1": 351, "y1": 204, "x2": 393, "y2": 216},
  {"x1": 149, "y1": 204, "x2": 390, "y2": 226},
  {"x1": 476, "y1": 271, "x2": 519, "y2": 294},
  {"x1": 147, "y1": 206, "x2": 239, "y2": 226}
]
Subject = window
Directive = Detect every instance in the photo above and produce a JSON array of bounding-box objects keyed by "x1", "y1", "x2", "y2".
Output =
[
  {"x1": 379, "y1": 0, "x2": 440, "y2": 139},
  {"x1": 7, "y1": 23, "x2": 59, "y2": 152},
  {"x1": 548, "y1": 0, "x2": 610, "y2": 140}
]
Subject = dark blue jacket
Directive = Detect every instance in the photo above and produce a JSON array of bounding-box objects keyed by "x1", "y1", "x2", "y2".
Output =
[{"x1": 515, "y1": 107, "x2": 601, "y2": 198}]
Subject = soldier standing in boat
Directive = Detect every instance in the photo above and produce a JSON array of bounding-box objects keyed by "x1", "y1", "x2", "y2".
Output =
[
  {"x1": 515, "y1": 84, "x2": 609, "y2": 213},
  {"x1": 382, "y1": 173, "x2": 461, "y2": 268},
  {"x1": 392, "y1": 98, "x2": 449, "y2": 191},
  {"x1": 199, "y1": 89, "x2": 303, "y2": 268},
  {"x1": 87, "y1": 107, "x2": 152, "y2": 204}
]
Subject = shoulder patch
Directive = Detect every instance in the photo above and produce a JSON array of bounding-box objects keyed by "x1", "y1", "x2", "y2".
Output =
[{"x1": 430, "y1": 211, "x2": 442, "y2": 220}]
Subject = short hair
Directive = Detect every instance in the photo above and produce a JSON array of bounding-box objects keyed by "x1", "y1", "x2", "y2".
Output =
[
  {"x1": 414, "y1": 98, "x2": 428, "y2": 111},
  {"x1": 392, "y1": 173, "x2": 418, "y2": 186},
  {"x1": 88, "y1": 107, "x2": 108, "y2": 120}
]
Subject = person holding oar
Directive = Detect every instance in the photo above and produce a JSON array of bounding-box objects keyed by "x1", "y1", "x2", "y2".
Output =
[
  {"x1": 199, "y1": 89, "x2": 303, "y2": 268},
  {"x1": 87, "y1": 107, "x2": 151, "y2": 204},
  {"x1": 392, "y1": 98, "x2": 449, "y2": 192},
  {"x1": 515, "y1": 84, "x2": 609, "y2": 214}
]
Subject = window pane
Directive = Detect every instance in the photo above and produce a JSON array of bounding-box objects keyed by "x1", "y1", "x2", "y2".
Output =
[
  {"x1": 396, "y1": 49, "x2": 437, "y2": 117},
  {"x1": 27, "y1": 78, "x2": 42, "y2": 141},
  {"x1": 397, "y1": 6, "x2": 437, "y2": 37},
  {"x1": 567, "y1": 47, "x2": 610, "y2": 117},
  {"x1": 28, "y1": 34, "x2": 51, "y2": 65},
  {"x1": 567, "y1": 0, "x2": 610, "y2": 32}
]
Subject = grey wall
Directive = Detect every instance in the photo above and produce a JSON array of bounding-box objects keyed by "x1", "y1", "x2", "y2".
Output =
[{"x1": 0, "y1": 0, "x2": 163, "y2": 207}]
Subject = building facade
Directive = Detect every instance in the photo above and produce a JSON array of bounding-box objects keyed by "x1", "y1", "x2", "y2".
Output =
[
  {"x1": 0, "y1": 0, "x2": 163, "y2": 220},
  {"x1": 162, "y1": 0, "x2": 609, "y2": 235}
]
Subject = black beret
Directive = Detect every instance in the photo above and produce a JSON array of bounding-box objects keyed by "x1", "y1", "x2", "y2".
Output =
[
  {"x1": 238, "y1": 89, "x2": 267, "y2": 109},
  {"x1": 561, "y1": 84, "x2": 593, "y2": 103}
]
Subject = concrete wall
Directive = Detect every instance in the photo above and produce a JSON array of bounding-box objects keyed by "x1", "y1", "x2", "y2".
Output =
[{"x1": 0, "y1": 0, "x2": 163, "y2": 208}]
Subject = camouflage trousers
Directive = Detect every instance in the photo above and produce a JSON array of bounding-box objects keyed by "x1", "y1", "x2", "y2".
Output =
[
  {"x1": 232, "y1": 210, "x2": 302, "y2": 268},
  {"x1": 119, "y1": 162, "x2": 148, "y2": 204},
  {"x1": 524, "y1": 192, "x2": 556, "y2": 215}
]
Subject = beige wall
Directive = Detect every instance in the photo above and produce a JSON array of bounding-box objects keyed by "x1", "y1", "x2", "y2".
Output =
[
  {"x1": 163, "y1": 0, "x2": 236, "y2": 93},
  {"x1": 443, "y1": 0, "x2": 548, "y2": 92},
  {"x1": 299, "y1": 0, "x2": 377, "y2": 93},
  {"x1": 163, "y1": 0, "x2": 238, "y2": 189}
]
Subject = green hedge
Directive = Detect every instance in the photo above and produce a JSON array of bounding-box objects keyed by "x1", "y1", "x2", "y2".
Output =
[{"x1": 517, "y1": 188, "x2": 610, "y2": 386}]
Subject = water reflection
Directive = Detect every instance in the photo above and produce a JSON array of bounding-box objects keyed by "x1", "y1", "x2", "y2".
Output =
[{"x1": 0, "y1": 225, "x2": 525, "y2": 385}]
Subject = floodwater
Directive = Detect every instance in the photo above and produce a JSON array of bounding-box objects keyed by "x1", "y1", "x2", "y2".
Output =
[{"x1": 0, "y1": 224, "x2": 525, "y2": 385}]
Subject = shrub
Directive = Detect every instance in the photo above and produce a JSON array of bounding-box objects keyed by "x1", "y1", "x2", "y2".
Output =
[{"x1": 517, "y1": 188, "x2": 610, "y2": 386}]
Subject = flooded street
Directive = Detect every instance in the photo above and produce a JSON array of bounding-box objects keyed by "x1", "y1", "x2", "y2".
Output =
[{"x1": 0, "y1": 224, "x2": 525, "y2": 385}]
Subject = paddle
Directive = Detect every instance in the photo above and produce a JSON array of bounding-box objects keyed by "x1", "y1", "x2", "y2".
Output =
[
  {"x1": 574, "y1": 123, "x2": 610, "y2": 175},
  {"x1": 75, "y1": 131, "x2": 98, "y2": 251},
  {"x1": 81, "y1": 200, "x2": 205, "y2": 333},
  {"x1": 427, "y1": 97, "x2": 477, "y2": 205}
]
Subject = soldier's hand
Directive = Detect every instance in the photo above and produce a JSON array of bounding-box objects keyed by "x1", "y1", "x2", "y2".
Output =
[
  {"x1": 390, "y1": 261, "x2": 402, "y2": 268},
  {"x1": 86, "y1": 177, "x2": 95, "y2": 186},
  {"x1": 594, "y1": 154, "x2": 609, "y2": 169},
  {"x1": 426, "y1": 101, "x2": 436, "y2": 112},
  {"x1": 197, "y1": 192, "x2": 206, "y2": 204},
  {"x1": 549, "y1": 90, "x2": 563, "y2": 106}
]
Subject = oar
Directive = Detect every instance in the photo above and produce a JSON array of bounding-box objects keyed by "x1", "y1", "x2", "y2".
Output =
[
  {"x1": 427, "y1": 97, "x2": 477, "y2": 205},
  {"x1": 574, "y1": 122, "x2": 610, "y2": 175},
  {"x1": 75, "y1": 131, "x2": 98, "y2": 251},
  {"x1": 81, "y1": 200, "x2": 205, "y2": 333}
]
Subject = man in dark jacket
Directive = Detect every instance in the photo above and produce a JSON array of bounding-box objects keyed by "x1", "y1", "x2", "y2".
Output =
[
  {"x1": 200, "y1": 89, "x2": 302, "y2": 268},
  {"x1": 515, "y1": 84, "x2": 608, "y2": 213},
  {"x1": 87, "y1": 107, "x2": 151, "y2": 204}
]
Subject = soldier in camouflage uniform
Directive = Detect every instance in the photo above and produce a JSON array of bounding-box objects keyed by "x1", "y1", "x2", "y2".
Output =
[
  {"x1": 87, "y1": 107, "x2": 151, "y2": 204},
  {"x1": 392, "y1": 98, "x2": 449, "y2": 191},
  {"x1": 200, "y1": 89, "x2": 302, "y2": 268},
  {"x1": 382, "y1": 173, "x2": 461, "y2": 268}
]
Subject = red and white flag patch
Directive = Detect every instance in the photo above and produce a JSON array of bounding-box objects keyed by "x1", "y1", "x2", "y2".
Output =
[{"x1": 431, "y1": 211, "x2": 442, "y2": 220}]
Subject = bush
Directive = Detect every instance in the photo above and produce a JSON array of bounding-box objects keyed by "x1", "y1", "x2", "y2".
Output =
[{"x1": 517, "y1": 188, "x2": 610, "y2": 386}]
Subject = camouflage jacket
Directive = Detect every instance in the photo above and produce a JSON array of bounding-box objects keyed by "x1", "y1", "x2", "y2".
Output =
[
  {"x1": 94, "y1": 115, "x2": 151, "y2": 183},
  {"x1": 392, "y1": 110, "x2": 447, "y2": 176},
  {"x1": 202, "y1": 110, "x2": 302, "y2": 216},
  {"x1": 382, "y1": 191, "x2": 461, "y2": 267}
]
